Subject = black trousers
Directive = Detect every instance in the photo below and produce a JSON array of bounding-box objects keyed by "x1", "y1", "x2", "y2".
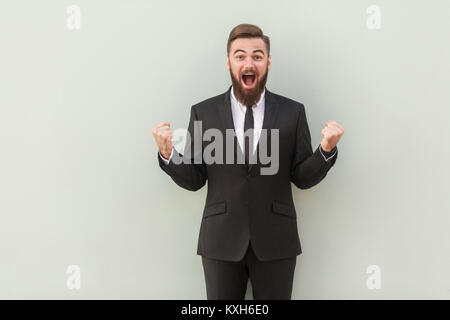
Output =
[{"x1": 201, "y1": 241, "x2": 297, "y2": 300}]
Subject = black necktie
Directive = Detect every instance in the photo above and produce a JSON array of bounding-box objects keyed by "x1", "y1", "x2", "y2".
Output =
[{"x1": 244, "y1": 105, "x2": 254, "y2": 169}]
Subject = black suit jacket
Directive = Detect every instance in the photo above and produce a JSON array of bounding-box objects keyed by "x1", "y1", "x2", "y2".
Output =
[{"x1": 158, "y1": 85, "x2": 338, "y2": 261}]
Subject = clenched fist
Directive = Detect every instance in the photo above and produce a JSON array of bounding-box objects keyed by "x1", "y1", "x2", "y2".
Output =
[
  {"x1": 320, "y1": 121, "x2": 344, "y2": 152},
  {"x1": 152, "y1": 122, "x2": 173, "y2": 159}
]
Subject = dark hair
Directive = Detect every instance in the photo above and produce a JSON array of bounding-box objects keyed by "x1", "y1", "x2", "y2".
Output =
[{"x1": 227, "y1": 23, "x2": 270, "y2": 56}]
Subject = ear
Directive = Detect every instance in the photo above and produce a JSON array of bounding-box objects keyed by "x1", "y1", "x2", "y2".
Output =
[
  {"x1": 226, "y1": 55, "x2": 230, "y2": 70},
  {"x1": 267, "y1": 55, "x2": 271, "y2": 70}
]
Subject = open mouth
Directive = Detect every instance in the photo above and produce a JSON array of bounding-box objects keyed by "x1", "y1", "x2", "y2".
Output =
[{"x1": 242, "y1": 74, "x2": 256, "y2": 87}]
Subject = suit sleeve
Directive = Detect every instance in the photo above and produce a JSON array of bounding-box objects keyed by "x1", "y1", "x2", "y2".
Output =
[
  {"x1": 157, "y1": 106, "x2": 207, "y2": 191},
  {"x1": 290, "y1": 103, "x2": 338, "y2": 189}
]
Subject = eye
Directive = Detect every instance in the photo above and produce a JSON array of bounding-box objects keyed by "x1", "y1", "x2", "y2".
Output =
[
  {"x1": 254, "y1": 56, "x2": 263, "y2": 60},
  {"x1": 236, "y1": 55, "x2": 244, "y2": 60}
]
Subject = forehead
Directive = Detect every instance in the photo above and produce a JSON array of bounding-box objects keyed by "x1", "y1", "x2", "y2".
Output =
[{"x1": 230, "y1": 37, "x2": 267, "y2": 55}]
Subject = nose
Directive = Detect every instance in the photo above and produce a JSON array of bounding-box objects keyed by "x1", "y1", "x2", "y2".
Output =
[{"x1": 243, "y1": 56, "x2": 255, "y2": 70}]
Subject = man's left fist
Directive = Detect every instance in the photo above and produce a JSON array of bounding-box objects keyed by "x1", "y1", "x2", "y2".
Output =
[{"x1": 320, "y1": 120, "x2": 344, "y2": 152}]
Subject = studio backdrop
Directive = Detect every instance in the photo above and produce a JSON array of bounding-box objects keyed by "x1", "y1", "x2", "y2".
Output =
[{"x1": 1, "y1": 0, "x2": 449, "y2": 299}]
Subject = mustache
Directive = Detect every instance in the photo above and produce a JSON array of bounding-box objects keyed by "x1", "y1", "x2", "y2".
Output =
[{"x1": 241, "y1": 69, "x2": 257, "y2": 75}]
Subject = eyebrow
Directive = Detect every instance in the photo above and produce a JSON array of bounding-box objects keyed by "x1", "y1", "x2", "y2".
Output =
[{"x1": 233, "y1": 49, "x2": 265, "y2": 56}]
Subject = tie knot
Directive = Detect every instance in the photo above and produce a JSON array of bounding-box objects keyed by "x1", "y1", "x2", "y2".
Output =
[{"x1": 246, "y1": 105, "x2": 253, "y2": 112}]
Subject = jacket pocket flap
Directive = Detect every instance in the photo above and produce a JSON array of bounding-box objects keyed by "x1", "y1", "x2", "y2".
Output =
[
  {"x1": 203, "y1": 201, "x2": 227, "y2": 218},
  {"x1": 272, "y1": 202, "x2": 296, "y2": 218}
]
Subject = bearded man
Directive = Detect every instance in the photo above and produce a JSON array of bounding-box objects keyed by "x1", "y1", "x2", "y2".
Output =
[{"x1": 152, "y1": 23, "x2": 344, "y2": 300}]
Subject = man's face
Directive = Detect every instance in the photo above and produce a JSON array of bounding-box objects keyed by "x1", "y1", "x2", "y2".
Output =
[{"x1": 226, "y1": 37, "x2": 271, "y2": 107}]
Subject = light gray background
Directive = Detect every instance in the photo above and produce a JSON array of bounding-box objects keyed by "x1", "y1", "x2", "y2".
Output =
[{"x1": 1, "y1": 0, "x2": 449, "y2": 299}]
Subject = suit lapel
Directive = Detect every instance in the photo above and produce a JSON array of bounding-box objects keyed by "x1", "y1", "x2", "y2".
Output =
[
  {"x1": 261, "y1": 87, "x2": 279, "y2": 133},
  {"x1": 218, "y1": 85, "x2": 237, "y2": 138},
  {"x1": 218, "y1": 86, "x2": 246, "y2": 166}
]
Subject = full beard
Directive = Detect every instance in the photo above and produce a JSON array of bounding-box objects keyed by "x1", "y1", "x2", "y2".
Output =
[{"x1": 229, "y1": 65, "x2": 269, "y2": 107}]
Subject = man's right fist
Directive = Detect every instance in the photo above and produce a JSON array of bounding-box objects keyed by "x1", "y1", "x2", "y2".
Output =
[{"x1": 152, "y1": 122, "x2": 173, "y2": 160}]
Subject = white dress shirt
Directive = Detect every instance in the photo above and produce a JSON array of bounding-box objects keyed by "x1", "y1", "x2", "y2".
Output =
[
  {"x1": 230, "y1": 86, "x2": 265, "y2": 156},
  {"x1": 159, "y1": 87, "x2": 336, "y2": 164}
]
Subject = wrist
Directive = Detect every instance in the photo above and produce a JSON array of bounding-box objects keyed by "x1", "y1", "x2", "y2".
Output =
[
  {"x1": 160, "y1": 150, "x2": 171, "y2": 160},
  {"x1": 320, "y1": 144, "x2": 333, "y2": 153}
]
